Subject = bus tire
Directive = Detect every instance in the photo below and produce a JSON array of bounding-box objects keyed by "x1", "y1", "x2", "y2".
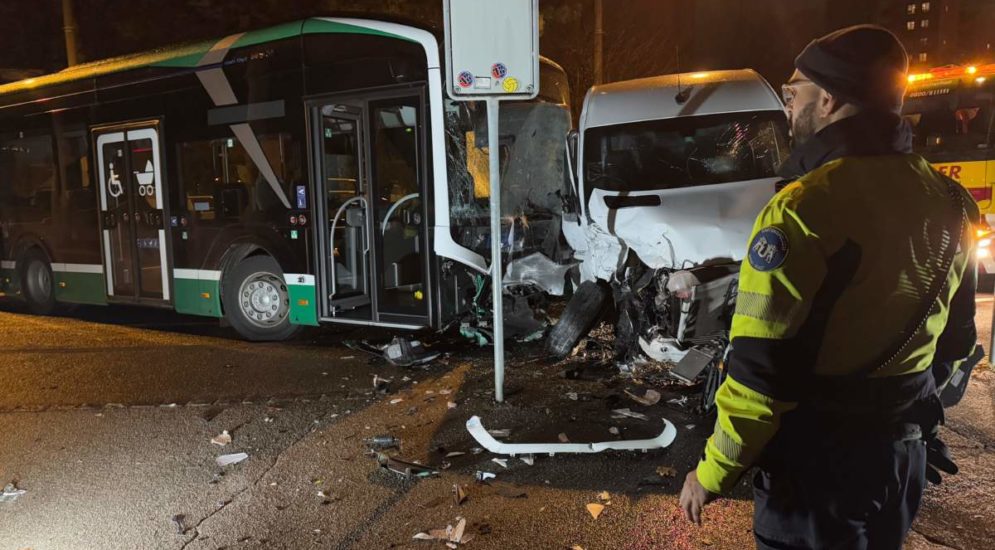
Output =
[
  {"x1": 222, "y1": 255, "x2": 300, "y2": 342},
  {"x1": 20, "y1": 248, "x2": 56, "y2": 316},
  {"x1": 545, "y1": 280, "x2": 608, "y2": 359}
]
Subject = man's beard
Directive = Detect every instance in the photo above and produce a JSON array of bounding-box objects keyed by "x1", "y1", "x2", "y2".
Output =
[{"x1": 790, "y1": 102, "x2": 819, "y2": 148}]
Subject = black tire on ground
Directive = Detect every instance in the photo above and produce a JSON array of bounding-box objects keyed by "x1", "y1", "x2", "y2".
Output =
[
  {"x1": 222, "y1": 255, "x2": 301, "y2": 342},
  {"x1": 545, "y1": 280, "x2": 609, "y2": 359},
  {"x1": 20, "y1": 248, "x2": 56, "y2": 316}
]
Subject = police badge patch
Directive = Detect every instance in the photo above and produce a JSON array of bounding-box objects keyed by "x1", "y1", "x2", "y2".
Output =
[{"x1": 748, "y1": 227, "x2": 789, "y2": 271}]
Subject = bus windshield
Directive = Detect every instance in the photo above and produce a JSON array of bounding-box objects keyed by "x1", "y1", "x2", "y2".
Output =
[
  {"x1": 904, "y1": 83, "x2": 995, "y2": 162},
  {"x1": 583, "y1": 111, "x2": 788, "y2": 193}
]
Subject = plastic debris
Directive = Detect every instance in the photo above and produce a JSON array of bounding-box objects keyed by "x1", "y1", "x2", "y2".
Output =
[
  {"x1": 520, "y1": 455, "x2": 535, "y2": 466},
  {"x1": 448, "y1": 401, "x2": 458, "y2": 410},
  {"x1": 596, "y1": 491, "x2": 611, "y2": 504},
  {"x1": 373, "y1": 374, "x2": 392, "y2": 394},
  {"x1": 216, "y1": 453, "x2": 249, "y2": 467},
  {"x1": 491, "y1": 458, "x2": 508, "y2": 469},
  {"x1": 171, "y1": 514, "x2": 186, "y2": 534},
  {"x1": 390, "y1": 398, "x2": 404, "y2": 405},
  {"x1": 558, "y1": 433, "x2": 570, "y2": 443},
  {"x1": 566, "y1": 392, "x2": 579, "y2": 401},
  {"x1": 608, "y1": 427, "x2": 620, "y2": 436},
  {"x1": 625, "y1": 388, "x2": 661, "y2": 406},
  {"x1": 487, "y1": 428, "x2": 511, "y2": 438},
  {"x1": 384, "y1": 336, "x2": 441, "y2": 367},
  {"x1": 611, "y1": 408, "x2": 650, "y2": 421},
  {"x1": 376, "y1": 453, "x2": 439, "y2": 479},
  {"x1": 475, "y1": 471, "x2": 496, "y2": 482},
  {"x1": 365, "y1": 436, "x2": 401, "y2": 451},
  {"x1": 1, "y1": 482, "x2": 26, "y2": 503},
  {"x1": 586, "y1": 503, "x2": 605, "y2": 519},
  {"x1": 657, "y1": 466, "x2": 677, "y2": 478},
  {"x1": 210, "y1": 430, "x2": 232, "y2": 446},
  {"x1": 453, "y1": 484, "x2": 467, "y2": 505},
  {"x1": 445, "y1": 451, "x2": 466, "y2": 458},
  {"x1": 412, "y1": 516, "x2": 471, "y2": 546},
  {"x1": 467, "y1": 416, "x2": 677, "y2": 455},
  {"x1": 667, "y1": 396, "x2": 689, "y2": 407}
]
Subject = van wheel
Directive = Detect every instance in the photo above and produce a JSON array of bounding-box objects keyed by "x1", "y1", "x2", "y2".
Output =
[
  {"x1": 20, "y1": 249, "x2": 56, "y2": 315},
  {"x1": 546, "y1": 280, "x2": 609, "y2": 359},
  {"x1": 222, "y1": 255, "x2": 301, "y2": 342}
]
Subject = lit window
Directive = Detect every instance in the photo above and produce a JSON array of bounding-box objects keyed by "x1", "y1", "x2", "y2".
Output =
[
  {"x1": 907, "y1": 3, "x2": 916, "y2": 15},
  {"x1": 921, "y1": 19, "x2": 930, "y2": 28},
  {"x1": 922, "y1": 2, "x2": 930, "y2": 12},
  {"x1": 907, "y1": 20, "x2": 916, "y2": 30},
  {"x1": 919, "y1": 52, "x2": 929, "y2": 62},
  {"x1": 920, "y1": 37, "x2": 929, "y2": 46}
]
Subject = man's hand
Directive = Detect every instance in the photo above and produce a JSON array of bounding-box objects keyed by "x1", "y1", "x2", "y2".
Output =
[{"x1": 680, "y1": 469, "x2": 718, "y2": 525}]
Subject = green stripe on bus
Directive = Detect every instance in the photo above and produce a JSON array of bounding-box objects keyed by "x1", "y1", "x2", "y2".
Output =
[
  {"x1": 301, "y1": 19, "x2": 414, "y2": 42},
  {"x1": 173, "y1": 277, "x2": 223, "y2": 318},
  {"x1": 287, "y1": 282, "x2": 319, "y2": 326},
  {"x1": 54, "y1": 271, "x2": 107, "y2": 305}
]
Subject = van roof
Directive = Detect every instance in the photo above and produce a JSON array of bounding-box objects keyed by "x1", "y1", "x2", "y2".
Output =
[{"x1": 581, "y1": 69, "x2": 784, "y2": 129}]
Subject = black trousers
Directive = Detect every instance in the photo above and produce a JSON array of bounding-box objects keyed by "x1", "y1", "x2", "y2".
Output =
[{"x1": 752, "y1": 432, "x2": 927, "y2": 550}]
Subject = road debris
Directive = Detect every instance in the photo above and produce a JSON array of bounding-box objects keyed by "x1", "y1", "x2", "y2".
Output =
[
  {"x1": 608, "y1": 427, "x2": 620, "y2": 436},
  {"x1": 376, "y1": 453, "x2": 439, "y2": 479},
  {"x1": 445, "y1": 451, "x2": 466, "y2": 458},
  {"x1": 413, "y1": 517, "x2": 472, "y2": 547},
  {"x1": 475, "y1": 471, "x2": 496, "y2": 482},
  {"x1": 373, "y1": 374, "x2": 392, "y2": 393},
  {"x1": 365, "y1": 435, "x2": 400, "y2": 451},
  {"x1": 467, "y1": 416, "x2": 676, "y2": 455},
  {"x1": 596, "y1": 491, "x2": 611, "y2": 504},
  {"x1": 390, "y1": 398, "x2": 404, "y2": 405},
  {"x1": 667, "y1": 396, "x2": 689, "y2": 407},
  {"x1": 216, "y1": 453, "x2": 249, "y2": 467},
  {"x1": 611, "y1": 408, "x2": 650, "y2": 421},
  {"x1": 384, "y1": 336, "x2": 441, "y2": 367},
  {"x1": 558, "y1": 433, "x2": 570, "y2": 443},
  {"x1": 586, "y1": 503, "x2": 605, "y2": 520},
  {"x1": 520, "y1": 455, "x2": 535, "y2": 466},
  {"x1": 491, "y1": 458, "x2": 508, "y2": 469},
  {"x1": 1, "y1": 482, "x2": 26, "y2": 503},
  {"x1": 625, "y1": 388, "x2": 661, "y2": 406},
  {"x1": 565, "y1": 392, "x2": 578, "y2": 401},
  {"x1": 657, "y1": 466, "x2": 678, "y2": 478},
  {"x1": 448, "y1": 401, "x2": 458, "y2": 410},
  {"x1": 210, "y1": 430, "x2": 232, "y2": 446},
  {"x1": 171, "y1": 514, "x2": 186, "y2": 534},
  {"x1": 453, "y1": 484, "x2": 467, "y2": 505},
  {"x1": 486, "y1": 428, "x2": 511, "y2": 438}
]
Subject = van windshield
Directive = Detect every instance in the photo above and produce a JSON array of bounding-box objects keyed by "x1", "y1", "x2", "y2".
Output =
[{"x1": 584, "y1": 111, "x2": 788, "y2": 192}]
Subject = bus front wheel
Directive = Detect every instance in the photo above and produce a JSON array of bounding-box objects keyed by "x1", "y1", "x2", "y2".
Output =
[
  {"x1": 222, "y1": 255, "x2": 301, "y2": 342},
  {"x1": 20, "y1": 249, "x2": 56, "y2": 316}
]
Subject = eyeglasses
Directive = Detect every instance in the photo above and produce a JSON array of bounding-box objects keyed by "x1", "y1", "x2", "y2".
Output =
[{"x1": 781, "y1": 80, "x2": 816, "y2": 106}]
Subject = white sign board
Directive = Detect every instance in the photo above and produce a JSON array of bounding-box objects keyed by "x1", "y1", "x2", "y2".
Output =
[{"x1": 444, "y1": 0, "x2": 539, "y2": 101}]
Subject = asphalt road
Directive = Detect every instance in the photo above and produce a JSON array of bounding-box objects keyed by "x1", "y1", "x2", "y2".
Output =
[{"x1": 0, "y1": 298, "x2": 991, "y2": 549}]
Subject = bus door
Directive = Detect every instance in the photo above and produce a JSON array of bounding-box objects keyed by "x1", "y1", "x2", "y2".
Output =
[
  {"x1": 93, "y1": 123, "x2": 170, "y2": 304},
  {"x1": 311, "y1": 92, "x2": 430, "y2": 327}
]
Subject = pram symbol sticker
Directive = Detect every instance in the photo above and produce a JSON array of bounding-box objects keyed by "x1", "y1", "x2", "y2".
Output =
[{"x1": 135, "y1": 160, "x2": 156, "y2": 197}]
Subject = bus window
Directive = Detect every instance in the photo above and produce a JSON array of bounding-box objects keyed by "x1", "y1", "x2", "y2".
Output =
[{"x1": 0, "y1": 132, "x2": 55, "y2": 224}]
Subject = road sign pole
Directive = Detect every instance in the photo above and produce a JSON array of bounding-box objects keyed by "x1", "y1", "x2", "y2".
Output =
[{"x1": 487, "y1": 97, "x2": 505, "y2": 402}]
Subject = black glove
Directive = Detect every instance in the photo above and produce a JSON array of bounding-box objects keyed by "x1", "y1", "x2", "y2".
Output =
[{"x1": 925, "y1": 436, "x2": 958, "y2": 485}]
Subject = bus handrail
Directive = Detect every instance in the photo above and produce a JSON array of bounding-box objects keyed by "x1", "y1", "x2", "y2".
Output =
[{"x1": 328, "y1": 195, "x2": 368, "y2": 299}]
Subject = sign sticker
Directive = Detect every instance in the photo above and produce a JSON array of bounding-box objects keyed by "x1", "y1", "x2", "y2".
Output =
[
  {"x1": 748, "y1": 227, "x2": 789, "y2": 272},
  {"x1": 491, "y1": 63, "x2": 508, "y2": 79},
  {"x1": 457, "y1": 70, "x2": 475, "y2": 88},
  {"x1": 502, "y1": 77, "x2": 520, "y2": 93}
]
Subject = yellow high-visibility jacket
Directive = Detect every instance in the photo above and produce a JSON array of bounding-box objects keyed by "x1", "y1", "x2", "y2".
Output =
[{"x1": 697, "y1": 151, "x2": 978, "y2": 495}]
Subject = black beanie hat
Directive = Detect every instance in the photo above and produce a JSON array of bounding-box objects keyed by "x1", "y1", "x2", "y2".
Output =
[{"x1": 795, "y1": 25, "x2": 909, "y2": 112}]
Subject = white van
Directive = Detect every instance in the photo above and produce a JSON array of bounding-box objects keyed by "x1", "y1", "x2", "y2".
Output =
[{"x1": 551, "y1": 70, "x2": 789, "y2": 397}]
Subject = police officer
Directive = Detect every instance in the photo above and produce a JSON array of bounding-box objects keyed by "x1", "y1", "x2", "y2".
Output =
[{"x1": 679, "y1": 25, "x2": 979, "y2": 549}]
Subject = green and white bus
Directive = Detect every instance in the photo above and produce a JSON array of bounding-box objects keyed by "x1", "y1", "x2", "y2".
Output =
[{"x1": 0, "y1": 18, "x2": 572, "y2": 340}]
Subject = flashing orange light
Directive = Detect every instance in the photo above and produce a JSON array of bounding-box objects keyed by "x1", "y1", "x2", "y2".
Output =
[
  {"x1": 907, "y1": 73, "x2": 933, "y2": 83},
  {"x1": 967, "y1": 66, "x2": 978, "y2": 74}
]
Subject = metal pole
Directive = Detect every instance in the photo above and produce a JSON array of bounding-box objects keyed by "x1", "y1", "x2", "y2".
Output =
[
  {"x1": 487, "y1": 97, "x2": 505, "y2": 403},
  {"x1": 593, "y1": 0, "x2": 604, "y2": 85},
  {"x1": 62, "y1": 0, "x2": 79, "y2": 67}
]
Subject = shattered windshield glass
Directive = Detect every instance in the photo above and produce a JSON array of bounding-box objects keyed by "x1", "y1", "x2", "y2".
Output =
[
  {"x1": 583, "y1": 111, "x2": 788, "y2": 193},
  {"x1": 445, "y1": 64, "x2": 571, "y2": 255}
]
